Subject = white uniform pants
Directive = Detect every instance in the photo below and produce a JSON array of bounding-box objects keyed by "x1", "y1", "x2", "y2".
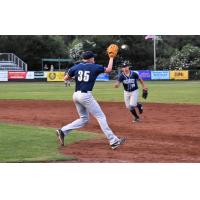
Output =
[
  {"x1": 124, "y1": 89, "x2": 139, "y2": 109},
  {"x1": 61, "y1": 91, "x2": 119, "y2": 145}
]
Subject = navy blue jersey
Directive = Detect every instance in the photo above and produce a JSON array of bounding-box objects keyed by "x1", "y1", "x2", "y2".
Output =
[
  {"x1": 67, "y1": 62, "x2": 105, "y2": 92},
  {"x1": 118, "y1": 71, "x2": 139, "y2": 91}
]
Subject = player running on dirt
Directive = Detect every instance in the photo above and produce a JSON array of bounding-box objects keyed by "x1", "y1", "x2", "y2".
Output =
[
  {"x1": 114, "y1": 61, "x2": 148, "y2": 122},
  {"x1": 56, "y1": 46, "x2": 125, "y2": 150}
]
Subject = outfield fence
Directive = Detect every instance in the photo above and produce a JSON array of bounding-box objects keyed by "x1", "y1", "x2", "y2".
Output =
[
  {"x1": 0, "y1": 70, "x2": 200, "y2": 82},
  {"x1": 109, "y1": 70, "x2": 200, "y2": 80},
  {"x1": 189, "y1": 70, "x2": 200, "y2": 80}
]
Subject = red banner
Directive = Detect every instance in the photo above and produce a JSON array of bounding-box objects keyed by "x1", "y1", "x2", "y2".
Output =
[{"x1": 8, "y1": 71, "x2": 27, "y2": 79}]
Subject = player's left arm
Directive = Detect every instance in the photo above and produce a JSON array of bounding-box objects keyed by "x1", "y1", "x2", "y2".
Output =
[
  {"x1": 138, "y1": 77, "x2": 148, "y2": 90},
  {"x1": 104, "y1": 57, "x2": 114, "y2": 73},
  {"x1": 96, "y1": 57, "x2": 114, "y2": 77}
]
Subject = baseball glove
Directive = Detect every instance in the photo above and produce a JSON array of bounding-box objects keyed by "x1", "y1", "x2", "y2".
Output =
[
  {"x1": 142, "y1": 89, "x2": 148, "y2": 99},
  {"x1": 107, "y1": 44, "x2": 119, "y2": 58}
]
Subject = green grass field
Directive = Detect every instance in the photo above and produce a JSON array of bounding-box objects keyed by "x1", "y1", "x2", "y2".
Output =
[
  {"x1": 0, "y1": 81, "x2": 200, "y2": 104},
  {"x1": 0, "y1": 80, "x2": 199, "y2": 162},
  {"x1": 0, "y1": 123, "x2": 100, "y2": 162}
]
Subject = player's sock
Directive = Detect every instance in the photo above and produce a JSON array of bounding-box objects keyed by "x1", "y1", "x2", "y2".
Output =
[
  {"x1": 130, "y1": 108, "x2": 139, "y2": 119},
  {"x1": 137, "y1": 103, "x2": 143, "y2": 114}
]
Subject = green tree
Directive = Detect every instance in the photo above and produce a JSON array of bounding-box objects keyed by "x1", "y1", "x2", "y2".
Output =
[
  {"x1": 66, "y1": 35, "x2": 154, "y2": 69},
  {"x1": 0, "y1": 35, "x2": 67, "y2": 70},
  {"x1": 169, "y1": 44, "x2": 200, "y2": 70},
  {"x1": 1, "y1": 35, "x2": 200, "y2": 71}
]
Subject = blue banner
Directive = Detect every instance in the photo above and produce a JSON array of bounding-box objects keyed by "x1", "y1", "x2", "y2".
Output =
[
  {"x1": 151, "y1": 71, "x2": 170, "y2": 80},
  {"x1": 96, "y1": 73, "x2": 109, "y2": 81},
  {"x1": 138, "y1": 70, "x2": 151, "y2": 80}
]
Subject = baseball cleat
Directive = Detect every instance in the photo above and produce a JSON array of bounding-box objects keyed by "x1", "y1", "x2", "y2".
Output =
[
  {"x1": 137, "y1": 103, "x2": 143, "y2": 114},
  {"x1": 56, "y1": 129, "x2": 65, "y2": 146},
  {"x1": 133, "y1": 117, "x2": 140, "y2": 123},
  {"x1": 110, "y1": 137, "x2": 126, "y2": 150}
]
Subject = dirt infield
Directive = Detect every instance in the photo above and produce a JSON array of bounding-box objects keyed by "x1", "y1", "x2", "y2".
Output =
[{"x1": 0, "y1": 100, "x2": 200, "y2": 162}]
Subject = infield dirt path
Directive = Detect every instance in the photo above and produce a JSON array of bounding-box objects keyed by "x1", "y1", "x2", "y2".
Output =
[{"x1": 0, "y1": 100, "x2": 200, "y2": 162}]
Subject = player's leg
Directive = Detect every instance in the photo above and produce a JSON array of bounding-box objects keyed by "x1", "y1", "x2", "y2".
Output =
[
  {"x1": 61, "y1": 102, "x2": 89, "y2": 135},
  {"x1": 124, "y1": 91, "x2": 139, "y2": 121},
  {"x1": 56, "y1": 100, "x2": 89, "y2": 146},
  {"x1": 61, "y1": 92, "x2": 89, "y2": 136},
  {"x1": 56, "y1": 92, "x2": 90, "y2": 146},
  {"x1": 124, "y1": 91, "x2": 131, "y2": 109},
  {"x1": 137, "y1": 102, "x2": 143, "y2": 114},
  {"x1": 129, "y1": 90, "x2": 140, "y2": 122},
  {"x1": 84, "y1": 93, "x2": 122, "y2": 146}
]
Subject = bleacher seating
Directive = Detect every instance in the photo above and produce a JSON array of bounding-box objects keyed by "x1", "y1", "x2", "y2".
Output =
[
  {"x1": 0, "y1": 61, "x2": 23, "y2": 71},
  {"x1": 0, "y1": 53, "x2": 27, "y2": 71}
]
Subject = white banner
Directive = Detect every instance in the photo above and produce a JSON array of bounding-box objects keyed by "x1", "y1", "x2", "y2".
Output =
[
  {"x1": 151, "y1": 71, "x2": 170, "y2": 80},
  {"x1": 26, "y1": 71, "x2": 34, "y2": 79},
  {"x1": 0, "y1": 71, "x2": 8, "y2": 81},
  {"x1": 44, "y1": 71, "x2": 48, "y2": 78}
]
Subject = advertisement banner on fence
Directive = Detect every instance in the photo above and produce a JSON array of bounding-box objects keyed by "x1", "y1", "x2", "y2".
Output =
[
  {"x1": 44, "y1": 72, "x2": 48, "y2": 78},
  {"x1": 26, "y1": 71, "x2": 34, "y2": 79},
  {"x1": 34, "y1": 71, "x2": 45, "y2": 78},
  {"x1": 0, "y1": 71, "x2": 8, "y2": 81},
  {"x1": 170, "y1": 70, "x2": 189, "y2": 80},
  {"x1": 47, "y1": 72, "x2": 65, "y2": 81},
  {"x1": 151, "y1": 71, "x2": 170, "y2": 80},
  {"x1": 96, "y1": 73, "x2": 109, "y2": 81},
  {"x1": 138, "y1": 70, "x2": 151, "y2": 80},
  {"x1": 8, "y1": 71, "x2": 27, "y2": 79}
]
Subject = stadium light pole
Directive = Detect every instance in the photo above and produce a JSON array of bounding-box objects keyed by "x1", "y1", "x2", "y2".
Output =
[
  {"x1": 145, "y1": 35, "x2": 158, "y2": 71},
  {"x1": 153, "y1": 36, "x2": 156, "y2": 71}
]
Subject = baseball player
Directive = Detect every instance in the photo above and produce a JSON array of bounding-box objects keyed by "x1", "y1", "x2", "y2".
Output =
[
  {"x1": 56, "y1": 46, "x2": 125, "y2": 150},
  {"x1": 114, "y1": 61, "x2": 148, "y2": 122}
]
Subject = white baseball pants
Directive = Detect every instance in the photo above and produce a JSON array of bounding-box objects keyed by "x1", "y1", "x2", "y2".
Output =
[
  {"x1": 124, "y1": 89, "x2": 139, "y2": 109},
  {"x1": 61, "y1": 91, "x2": 119, "y2": 145}
]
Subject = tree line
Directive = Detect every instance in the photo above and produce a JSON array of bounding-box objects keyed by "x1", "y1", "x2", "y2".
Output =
[{"x1": 0, "y1": 35, "x2": 200, "y2": 70}]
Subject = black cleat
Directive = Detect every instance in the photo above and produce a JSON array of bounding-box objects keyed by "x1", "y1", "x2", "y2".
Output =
[
  {"x1": 133, "y1": 117, "x2": 140, "y2": 123},
  {"x1": 111, "y1": 138, "x2": 126, "y2": 150},
  {"x1": 56, "y1": 129, "x2": 65, "y2": 146},
  {"x1": 137, "y1": 103, "x2": 143, "y2": 114}
]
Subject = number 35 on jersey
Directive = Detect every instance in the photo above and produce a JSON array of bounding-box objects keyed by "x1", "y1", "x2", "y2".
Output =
[{"x1": 78, "y1": 70, "x2": 90, "y2": 82}]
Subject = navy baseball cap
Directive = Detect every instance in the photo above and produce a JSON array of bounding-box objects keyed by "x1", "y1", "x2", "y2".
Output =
[
  {"x1": 82, "y1": 51, "x2": 96, "y2": 59},
  {"x1": 121, "y1": 60, "x2": 131, "y2": 67}
]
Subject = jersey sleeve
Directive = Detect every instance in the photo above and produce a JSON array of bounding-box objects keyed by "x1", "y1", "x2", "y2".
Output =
[
  {"x1": 95, "y1": 64, "x2": 105, "y2": 75},
  {"x1": 67, "y1": 66, "x2": 76, "y2": 77},
  {"x1": 118, "y1": 74, "x2": 123, "y2": 82},
  {"x1": 134, "y1": 72, "x2": 139, "y2": 80}
]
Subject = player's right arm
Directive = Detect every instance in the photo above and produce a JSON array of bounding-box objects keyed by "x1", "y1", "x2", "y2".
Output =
[
  {"x1": 114, "y1": 73, "x2": 123, "y2": 88},
  {"x1": 64, "y1": 66, "x2": 76, "y2": 81},
  {"x1": 114, "y1": 81, "x2": 120, "y2": 88},
  {"x1": 64, "y1": 74, "x2": 71, "y2": 81}
]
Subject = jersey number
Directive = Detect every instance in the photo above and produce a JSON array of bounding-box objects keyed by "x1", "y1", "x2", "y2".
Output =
[{"x1": 78, "y1": 70, "x2": 90, "y2": 82}]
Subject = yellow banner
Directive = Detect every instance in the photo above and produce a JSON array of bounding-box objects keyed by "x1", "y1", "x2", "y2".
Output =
[
  {"x1": 170, "y1": 70, "x2": 189, "y2": 80},
  {"x1": 47, "y1": 72, "x2": 65, "y2": 82}
]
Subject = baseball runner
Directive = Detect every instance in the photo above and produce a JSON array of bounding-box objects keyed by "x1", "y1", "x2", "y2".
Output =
[
  {"x1": 56, "y1": 45, "x2": 125, "y2": 150},
  {"x1": 114, "y1": 61, "x2": 148, "y2": 122}
]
